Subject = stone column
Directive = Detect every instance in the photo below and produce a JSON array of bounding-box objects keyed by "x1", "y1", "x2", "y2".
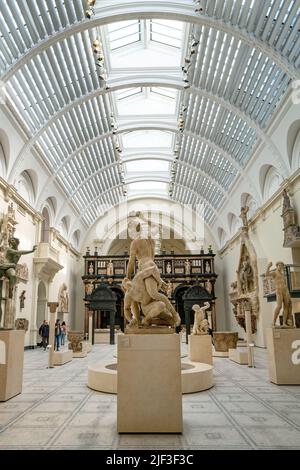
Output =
[
  {"x1": 245, "y1": 308, "x2": 254, "y2": 367},
  {"x1": 88, "y1": 310, "x2": 93, "y2": 345},
  {"x1": 29, "y1": 274, "x2": 40, "y2": 347},
  {"x1": 47, "y1": 302, "x2": 58, "y2": 368}
]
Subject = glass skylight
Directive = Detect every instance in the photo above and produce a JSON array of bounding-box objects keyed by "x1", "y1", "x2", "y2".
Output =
[
  {"x1": 125, "y1": 160, "x2": 170, "y2": 173},
  {"x1": 122, "y1": 131, "x2": 173, "y2": 149},
  {"x1": 150, "y1": 20, "x2": 184, "y2": 49},
  {"x1": 116, "y1": 88, "x2": 177, "y2": 116},
  {"x1": 127, "y1": 181, "x2": 168, "y2": 195},
  {"x1": 106, "y1": 19, "x2": 184, "y2": 68},
  {"x1": 107, "y1": 20, "x2": 141, "y2": 50}
]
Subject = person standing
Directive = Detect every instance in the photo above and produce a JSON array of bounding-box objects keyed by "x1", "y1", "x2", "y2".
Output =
[
  {"x1": 54, "y1": 319, "x2": 61, "y2": 351},
  {"x1": 61, "y1": 321, "x2": 67, "y2": 346},
  {"x1": 39, "y1": 320, "x2": 49, "y2": 351}
]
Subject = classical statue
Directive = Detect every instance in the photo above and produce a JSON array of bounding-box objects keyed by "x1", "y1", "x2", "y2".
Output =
[
  {"x1": 282, "y1": 189, "x2": 291, "y2": 213},
  {"x1": 166, "y1": 280, "x2": 173, "y2": 298},
  {"x1": 192, "y1": 302, "x2": 210, "y2": 335},
  {"x1": 0, "y1": 237, "x2": 37, "y2": 298},
  {"x1": 166, "y1": 262, "x2": 172, "y2": 274},
  {"x1": 239, "y1": 258, "x2": 253, "y2": 293},
  {"x1": 19, "y1": 290, "x2": 26, "y2": 309},
  {"x1": 185, "y1": 259, "x2": 191, "y2": 275},
  {"x1": 265, "y1": 261, "x2": 293, "y2": 327},
  {"x1": 240, "y1": 206, "x2": 249, "y2": 228},
  {"x1": 58, "y1": 283, "x2": 69, "y2": 313},
  {"x1": 106, "y1": 259, "x2": 114, "y2": 276},
  {"x1": 205, "y1": 261, "x2": 211, "y2": 273},
  {"x1": 205, "y1": 279, "x2": 213, "y2": 294},
  {"x1": 123, "y1": 212, "x2": 181, "y2": 327},
  {"x1": 88, "y1": 262, "x2": 94, "y2": 274}
]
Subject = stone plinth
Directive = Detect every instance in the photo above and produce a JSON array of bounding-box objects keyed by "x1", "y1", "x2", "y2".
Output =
[
  {"x1": 53, "y1": 350, "x2": 73, "y2": 365},
  {"x1": 0, "y1": 330, "x2": 25, "y2": 401},
  {"x1": 72, "y1": 342, "x2": 88, "y2": 358},
  {"x1": 68, "y1": 330, "x2": 85, "y2": 357},
  {"x1": 117, "y1": 334, "x2": 182, "y2": 433},
  {"x1": 229, "y1": 348, "x2": 248, "y2": 365},
  {"x1": 266, "y1": 328, "x2": 300, "y2": 384},
  {"x1": 125, "y1": 326, "x2": 175, "y2": 334},
  {"x1": 188, "y1": 335, "x2": 212, "y2": 364},
  {"x1": 213, "y1": 331, "x2": 238, "y2": 352}
]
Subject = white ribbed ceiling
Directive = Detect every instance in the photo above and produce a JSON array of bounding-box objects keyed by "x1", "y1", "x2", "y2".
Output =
[{"x1": 0, "y1": 0, "x2": 299, "y2": 227}]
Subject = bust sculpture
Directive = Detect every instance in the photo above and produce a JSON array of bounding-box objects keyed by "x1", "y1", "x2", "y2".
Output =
[
  {"x1": 192, "y1": 302, "x2": 210, "y2": 335},
  {"x1": 0, "y1": 237, "x2": 37, "y2": 298},
  {"x1": 123, "y1": 212, "x2": 181, "y2": 328},
  {"x1": 264, "y1": 261, "x2": 293, "y2": 327}
]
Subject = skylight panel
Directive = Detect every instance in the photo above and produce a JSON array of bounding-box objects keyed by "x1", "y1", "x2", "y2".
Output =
[
  {"x1": 116, "y1": 88, "x2": 177, "y2": 115},
  {"x1": 125, "y1": 160, "x2": 169, "y2": 173},
  {"x1": 108, "y1": 20, "x2": 141, "y2": 50},
  {"x1": 122, "y1": 131, "x2": 173, "y2": 148},
  {"x1": 150, "y1": 20, "x2": 183, "y2": 49},
  {"x1": 127, "y1": 181, "x2": 168, "y2": 194},
  {"x1": 150, "y1": 87, "x2": 176, "y2": 99},
  {"x1": 116, "y1": 88, "x2": 143, "y2": 100}
]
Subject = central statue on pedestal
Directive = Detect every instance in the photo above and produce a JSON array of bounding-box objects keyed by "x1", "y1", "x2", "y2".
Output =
[{"x1": 123, "y1": 212, "x2": 181, "y2": 329}]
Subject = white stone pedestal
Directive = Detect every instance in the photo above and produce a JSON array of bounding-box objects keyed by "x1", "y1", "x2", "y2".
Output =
[
  {"x1": 117, "y1": 334, "x2": 182, "y2": 433},
  {"x1": 0, "y1": 330, "x2": 25, "y2": 401},
  {"x1": 266, "y1": 328, "x2": 300, "y2": 384},
  {"x1": 229, "y1": 348, "x2": 248, "y2": 365},
  {"x1": 188, "y1": 335, "x2": 213, "y2": 364},
  {"x1": 53, "y1": 350, "x2": 73, "y2": 365}
]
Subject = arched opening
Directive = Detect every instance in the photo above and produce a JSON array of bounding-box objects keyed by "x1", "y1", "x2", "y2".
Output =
[
  {"x1": 173, "y1": 284, "x2": 190, "y2": 325},
  {"x1": 109, "y1": 286, "x2": 124, "y2": 331},
  {"x1": 36, "y1": 281, "x2": 47, "y2": 337},
  {"x1": 41, "y1": 207, "x2": 50, "y2": 243}
]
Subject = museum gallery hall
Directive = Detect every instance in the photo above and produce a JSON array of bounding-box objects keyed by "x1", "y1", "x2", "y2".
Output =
[{"x1": 0, "y1": 0, "x2": 300, "y2": 452}]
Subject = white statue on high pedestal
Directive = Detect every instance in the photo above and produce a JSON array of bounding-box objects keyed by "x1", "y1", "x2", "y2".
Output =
[
  {"x1": 265, "y1": 261, "x2": 293, "y2": 328},
  {"x1": 123, "y1": 212, "x2": 181, "y2": 328},
  {"x1": 192, "y1": 302, "x2": 210, "y2": 335}
]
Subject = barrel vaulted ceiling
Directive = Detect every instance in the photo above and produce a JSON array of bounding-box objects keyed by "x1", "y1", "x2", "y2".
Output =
[{"x1": 0, "y1": 0, "x2": 299, "y2": 229}]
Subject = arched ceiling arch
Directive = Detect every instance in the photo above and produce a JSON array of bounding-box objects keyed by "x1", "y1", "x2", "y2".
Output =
[
  {"x1": 1, "y1": 0, "x2": 298, "y2": 237},
  {"x1": 1, "y1": 1, "x2": 299, "y2": 83}
]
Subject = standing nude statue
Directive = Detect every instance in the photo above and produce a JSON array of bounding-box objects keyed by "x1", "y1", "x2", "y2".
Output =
[
  {"x1": 123, "y1": 212, "x2": 181, "y2": 327},
  {"x1": 240, "y1": 206, "x2": 249, "y2": 228},
  {"x1": 265, "y1": 261, "x2": 293, "y2": 327},
  {"x1": 0, "y1": 237, "x2": 37, "y2": 298}
]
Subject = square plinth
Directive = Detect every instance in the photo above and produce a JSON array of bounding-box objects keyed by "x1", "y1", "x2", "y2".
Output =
[
  {"x1": 0, "y1": 330, "x2": 25, "y2": 401},
  {"x1": 188, "y1": 335, "x2": 213, "y2": 365},
  {"x1": 266, "y1": 328, "x2": 300, "y2": 384},
  {"x1": 229, "y1": 348, "x2": 248, "y2": 365},
  {"x1": 117, "y1": 334, "x2": 182, "y2": 433},
  {"x1": 53, "y1": 350, "x2": 73, "y2": 365}
]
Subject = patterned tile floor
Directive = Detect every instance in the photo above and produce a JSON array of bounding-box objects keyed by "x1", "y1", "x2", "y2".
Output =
[{"x1": 1, "y1": 343, "x2": 300, "y2": 450}]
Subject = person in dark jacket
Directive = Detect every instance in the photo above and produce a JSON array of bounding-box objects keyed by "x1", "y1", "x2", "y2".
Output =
[
  {"x1": 54, "y1": 319, "x2": 61, "y2": 351},
  {"x1": 39, "y1": 320, "x2": 49, "y2": 350}
]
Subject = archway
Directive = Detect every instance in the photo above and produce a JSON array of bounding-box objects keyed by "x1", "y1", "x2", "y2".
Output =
[
  {"x1": 36, "y1": 281, "x2": 47, "y2": 336},
  {"x1": 173, "y1": 284, "x2": 190, "y2": 325}
]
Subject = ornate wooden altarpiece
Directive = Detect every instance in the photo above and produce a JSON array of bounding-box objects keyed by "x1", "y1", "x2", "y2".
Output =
[{"x1": 82, "y1": 249, "x2": 218, "y2": 336}]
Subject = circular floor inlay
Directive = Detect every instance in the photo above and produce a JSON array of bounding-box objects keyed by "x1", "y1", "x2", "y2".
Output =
[{"x1": 88, "y1": 361, "x2": 214, "y2": 394}]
